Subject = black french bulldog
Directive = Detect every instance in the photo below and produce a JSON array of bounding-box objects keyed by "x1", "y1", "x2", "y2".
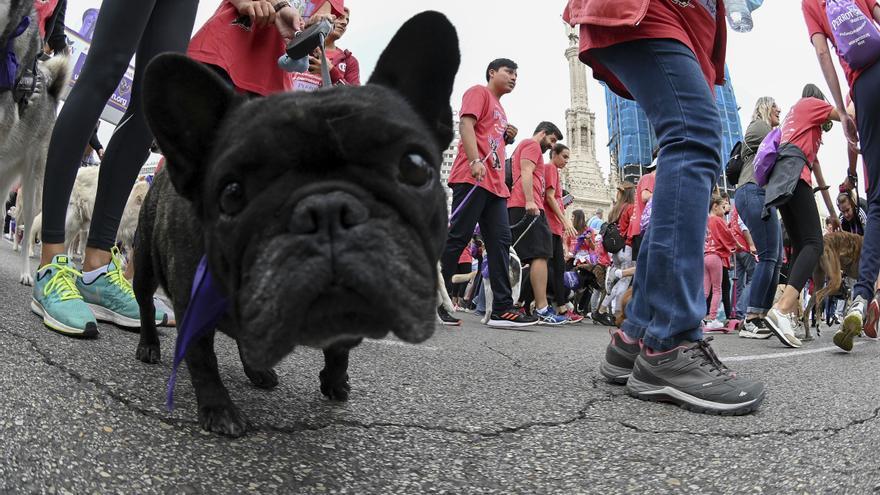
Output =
[{"x1": 135, "y1": 11, "x2": 460, "y2": 437}]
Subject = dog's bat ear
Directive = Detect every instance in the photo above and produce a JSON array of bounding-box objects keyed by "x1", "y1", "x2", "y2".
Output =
[
  {"x1": 368, "y1": 11, "x2": 460, "y2": 153},
  {"x1": 143, "y1": 53, "x2": 240, "y2": 202}
]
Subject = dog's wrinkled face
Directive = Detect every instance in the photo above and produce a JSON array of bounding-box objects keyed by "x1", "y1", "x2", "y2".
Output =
[
  {"x1": 144, "y1": 12, "x2": 459, "y2": 370},
  {"x1": 204, "y1": 88, "x2": 447, "y2": 365}
]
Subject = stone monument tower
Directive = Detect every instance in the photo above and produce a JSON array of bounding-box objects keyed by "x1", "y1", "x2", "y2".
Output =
[{"x1": 563, "y1": 24, "x2": 613, "y2": 214}]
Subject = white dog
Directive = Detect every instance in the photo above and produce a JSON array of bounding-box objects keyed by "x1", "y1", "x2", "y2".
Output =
[{"x1": 28, "y1": 169, "x2": 149, "y2": 258}]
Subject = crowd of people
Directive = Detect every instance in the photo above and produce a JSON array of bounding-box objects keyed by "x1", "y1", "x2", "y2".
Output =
[{"x1": 2, "y1": 0, "x2": 879, "y2": 418}]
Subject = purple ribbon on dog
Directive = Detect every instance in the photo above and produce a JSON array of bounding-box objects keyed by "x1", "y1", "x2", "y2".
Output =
[
  {"x1": 166, "y1": 255, "x2": 229, "y2": 410},
  {"x1": 0, "y1": 16, "x2": 30, "y2": 92}
]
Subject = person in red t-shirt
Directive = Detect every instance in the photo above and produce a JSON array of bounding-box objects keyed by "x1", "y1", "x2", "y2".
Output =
[
  {"x1": 308, "y1": 7, "x2": 360, "y2": 86},
  {"x1": 189, "y1": 0, "x2": 342, "y2": 96},
  {"x1": 440, "y1": 59, "x2": 529, "y2": 328},
  {"x1": 704, "y1": 197, "x2": 739, "y2": 330},
  {"x1": 543, "y1": 144, "x2": 582, "y2": 323},
  {"x1": 803, "y1": 0, "x2": 880, "y2": 344},
  {"x1": 566, "y1": 0, "x2": 766, "y2": 413},
  {"x1": 508, "y1": 122, "x2": 565, "y2": 325},
  {"x1": 764, "y1": 85, "x2": 845, "y2": 347}
]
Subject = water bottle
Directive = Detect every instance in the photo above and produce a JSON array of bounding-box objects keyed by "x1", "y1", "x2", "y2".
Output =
[{"x1": 725, "y1": 0, "x2": 754, "y2": 33}]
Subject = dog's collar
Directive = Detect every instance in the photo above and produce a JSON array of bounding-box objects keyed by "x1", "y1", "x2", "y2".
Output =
[
  {"x1": 166, "y1": 255, "x2": 229, "y2": 410},
  {"x1": 0, "y1": 16, "x2": 30, "y2": 92}
]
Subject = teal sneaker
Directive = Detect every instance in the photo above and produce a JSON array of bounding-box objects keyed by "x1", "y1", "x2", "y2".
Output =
[
  {"x1": 31, "y1": 255, "x2": 99, "y2": 338},
  {"x1": 77, "y1": 247, "x2": 164, "y2": 328}
]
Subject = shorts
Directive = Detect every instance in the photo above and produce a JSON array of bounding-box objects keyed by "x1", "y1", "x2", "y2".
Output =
[{"x1": 509, "y1": 207, "x2": 553, "y2": 262}]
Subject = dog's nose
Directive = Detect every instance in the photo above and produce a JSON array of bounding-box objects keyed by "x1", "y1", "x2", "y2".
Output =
[{"x1": 289, "y1": 191, "x2": 369, "y2": 235}]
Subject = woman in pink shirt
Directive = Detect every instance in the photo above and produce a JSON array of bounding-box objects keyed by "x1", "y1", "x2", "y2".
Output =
[{"x1": 704, "y1": 197, "x2": 739, "y2": 331}]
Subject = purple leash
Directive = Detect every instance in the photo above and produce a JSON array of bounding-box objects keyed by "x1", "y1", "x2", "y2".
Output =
[
  {"x1": 166, "y1": 256, "x2": 229, "y2": 410},
  {"x1": 448, "y1": 181, "x2": 481, "y2": 224}
]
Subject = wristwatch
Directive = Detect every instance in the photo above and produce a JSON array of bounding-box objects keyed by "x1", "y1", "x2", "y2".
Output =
[
  {"x1": 469, "y1": 159, "x2": 482, "y2": 167},
  {"x1": 274, "y1": 0, "x2": 290, "y2": 12}
]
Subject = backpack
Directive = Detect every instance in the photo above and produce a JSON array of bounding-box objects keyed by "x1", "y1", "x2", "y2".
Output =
[
  {"x1": 826, "y1": 0, "x2": 880, "y2": 70},
  {"x1": 725, "y1": 141, "x2": 745, "y2": 187},
  {"x1": 754, "y1": 127, "x2": 782, "y2": 187},
  {"x1": 504, "y1": 157, "x2": 513, "y2": 190},
  {"x1": 600, "y1": 221, "x2": 625, "y2": 254}
]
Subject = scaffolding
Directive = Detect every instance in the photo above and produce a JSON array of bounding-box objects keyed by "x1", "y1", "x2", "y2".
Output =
[{"x1": 605, "y1": 65, "x2": 744, "y2": 192}]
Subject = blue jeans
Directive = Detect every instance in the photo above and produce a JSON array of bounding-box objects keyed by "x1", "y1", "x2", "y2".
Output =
[
  {"x1": 734, "y1": 251, "x2": 755, "y2": 318},
  {"x1": 735, "y1": 183, "x2": 781, "y2": 314},
  {"x1": 595, "y1": 39, "x2": 721, "y2": 351},
  {"x1": 853, "y1": 60, "x2": 880, "y2": 301}
]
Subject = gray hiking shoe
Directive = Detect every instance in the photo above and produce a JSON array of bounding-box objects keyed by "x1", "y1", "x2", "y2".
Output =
[
  {"x1": 626, "y1": 337, "x2": 765, "y2": 415},
  {"x1": 599, "y1": 330, "x2": 640, "y2": 384},
  {"x1": 739, "y1": 318, "x2": 773, "y2": 339}
]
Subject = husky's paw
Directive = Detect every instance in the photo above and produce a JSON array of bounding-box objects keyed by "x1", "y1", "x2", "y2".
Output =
[{"x1": 19, "y1": 273, "x2": 34, "y2": 286}]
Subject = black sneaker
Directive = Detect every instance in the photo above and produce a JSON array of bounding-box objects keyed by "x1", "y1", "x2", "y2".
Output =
[
  {"x1": 437, "y1": 306, "x2": 461, "y2": 326},
  {"x1": 599, "y1": 330, "x2": 640, "y2": 384},
  {"x1": 626, "y1": 337, "x2": 765, "y2": 415},
  {"x1": 488, "y1": 310, "x2": 539, "y2": 328}
]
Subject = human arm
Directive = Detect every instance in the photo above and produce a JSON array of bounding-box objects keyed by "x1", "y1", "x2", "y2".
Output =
[
  {"x1": 459, "y1": 116, "x2": 484, "y2": 181},
  {"x1": 810, "y1": 33, "x2": 859, "y2": 150},
  {"x1": 343, "y1": 54, "x2": 360, "y2": 85},
  {"x1": 812, "y1": 160, "x2": 839, "y2": 222},
  {"x1": 546, "y1": 186, "x2": 576, "y2": 238},
  {"x1": 228, "y1": 0, "x2": 277, "y2": 28},
  {"x1": 520, "y1": 159, "x2": 539, "y2": 215}
]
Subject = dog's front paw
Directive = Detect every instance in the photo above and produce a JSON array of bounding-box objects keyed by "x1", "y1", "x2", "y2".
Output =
[
  {"x1": 19, "y1": 273, "x2": 33, "y2": 286},
  {"x1": 244, "y1": 366, "x2": 278, "y2": 390},
  {"x1": 136, "y1": 343, "x2": 161, "y2": 364},
  {"x1": 198, "y1": 403, "x2": 248, "y2": 437},
  {"x1": 319, "y1": 370, "x2": 351, "y2": 401}
]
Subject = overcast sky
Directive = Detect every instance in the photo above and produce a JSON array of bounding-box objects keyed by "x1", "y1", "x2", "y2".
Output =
[{"x1": 68, "y1": 0, "x2": 867, "y2": 212}]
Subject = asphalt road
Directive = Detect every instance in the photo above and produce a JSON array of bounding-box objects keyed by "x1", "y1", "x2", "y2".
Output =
[{"x1": 1, "y1": 240, "x2": 879, "y2": 494}]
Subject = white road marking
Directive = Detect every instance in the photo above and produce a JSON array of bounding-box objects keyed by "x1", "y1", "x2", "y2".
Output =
[
  {"x1": 723, "y1": 341, "x2": 873, "y2": 362},
  {"x1": 364, "y1": 339, "x2": 439, "y2": 351}
]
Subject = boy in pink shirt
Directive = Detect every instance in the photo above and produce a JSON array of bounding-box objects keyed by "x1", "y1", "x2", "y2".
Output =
[{"x1": 440, "y1": 59, "x2": 533, "y2": 328}]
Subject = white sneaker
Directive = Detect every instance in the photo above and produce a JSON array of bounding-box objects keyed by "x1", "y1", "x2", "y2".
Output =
[
  {"x1": 765, "y1": 309, "x2": 803, "y2": 348},
  {"x1": 739, "y1": 318, "x2": 773, "y2": 339},
  {"x1": 704, "y1": 319, "x2": 726, "y2": 331}
]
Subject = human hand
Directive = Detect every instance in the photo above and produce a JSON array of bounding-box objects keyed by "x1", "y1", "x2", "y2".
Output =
[
  {"x1": 840, "y1": 113, "x2": 860, "y2": 153},
  {"x1": 469, "y1": 160, "x2": 486, "y2": 181},
  {"x1": 564, "y1": 221, "x2": 577, "y2": 239},
  {"x1": 504, "y1": 124, "x2": 518, "y2": 145},
  {"x1": 236, "y1": 1, "x2": 275, "y2": 28},
  {"x1": 275, "y1": 5, "x2": 304, "y2": 41},
  {"x1": 749, "y1": 244, "x2": 757, "y2": 256},
  {"x1": 308, "y1": 51, "x2": 332, "y2": 74},
  {"x1": 97, "y1": 149, "x2": 104, "y2": 160},
  {"x1": 525, "y1": 201, "x2": 539, "y2": 216},
  {"x1": 306, "y1": 12, "x2": 336, "y2": 27},
  {"x1": 841, "y1": 174, "x2": 857, "y2": 192},
  {"x1": 829, "y1": 216, "x2": 841, "y2": 231}
]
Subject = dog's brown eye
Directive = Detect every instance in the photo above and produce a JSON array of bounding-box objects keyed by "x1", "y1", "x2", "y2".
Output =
[
  {"x1": 220, "y1": 182, "x2": 245, "y2": 215},
  {"x1": 398, "y1": 153, "x2": 433, "y2": 188}
]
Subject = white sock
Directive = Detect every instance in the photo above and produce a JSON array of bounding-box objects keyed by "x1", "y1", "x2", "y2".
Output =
[
  {"x1": 82, "y1": 264, "x2": 109, "y2": 284},
  {"x1": 537, "y1": 306, "x2": 550, "y2": 314}
]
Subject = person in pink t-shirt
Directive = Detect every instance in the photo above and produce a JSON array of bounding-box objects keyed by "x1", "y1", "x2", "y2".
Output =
[
  {"x1": 439, "y1": 59, "x2": 531, "y2": 328},
  {"x1": 803, "y1": 0, "x2": 880, "y2": 345},
  {"x1": 703, "y1": 196, "x2": 739, "y2": 331},
  {"x1": 763, "y1": 85, "x2": 845, "y2": 347},
  {"x1": 508, "y1": 122, "x2": 564, "y2": 325}
]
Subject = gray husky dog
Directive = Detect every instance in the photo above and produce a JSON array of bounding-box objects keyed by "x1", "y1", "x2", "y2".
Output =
[{"x1": 0, "y1": 0, "x2": 71, "y2": 285}]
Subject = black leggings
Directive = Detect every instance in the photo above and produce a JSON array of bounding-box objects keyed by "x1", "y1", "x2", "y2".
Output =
[
  {"x1": 41, "y1": 0, "x2": 199, "y2": 250},
  {"x1": 549, "y1": 234, "x2": 567, "y2": 307},
  {"x1": 778, "y1": 180, "x2": 824, "y2": 292}
]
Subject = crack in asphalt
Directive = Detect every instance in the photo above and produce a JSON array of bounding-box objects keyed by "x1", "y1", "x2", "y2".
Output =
[
  {"x1": 9, "y1": 321, "x2": 879, "y2": 443},
  {"x1": 617, "y1": 405, "x2": 880, "y2": 440},
  {"x1": 1, "y1": 325, "x2": 622, "y2": 439},
  {"x1": 256, "y1": 396, "x2": 617, "y2": 438},
  {"x1": 1, "y1": 326, "x2": 198, "y2": 430}
]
